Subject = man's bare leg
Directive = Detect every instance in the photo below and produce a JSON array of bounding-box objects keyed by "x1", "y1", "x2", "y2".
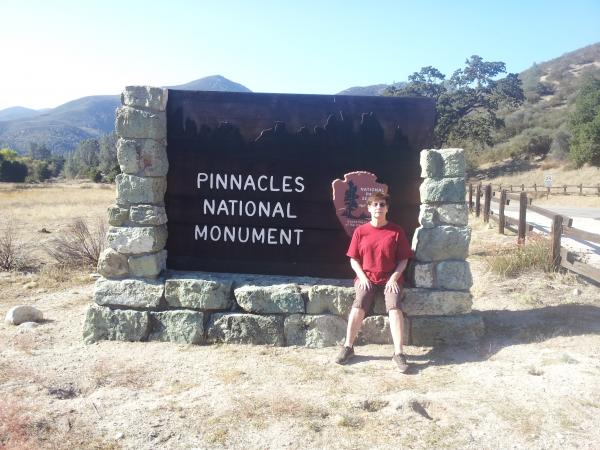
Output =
[
  {"x1": 344, "y1": 307, "x2": 365, "y2": 348},
  {"x1": 388, "y1": 308, "x2": 404, "y2": 355}
]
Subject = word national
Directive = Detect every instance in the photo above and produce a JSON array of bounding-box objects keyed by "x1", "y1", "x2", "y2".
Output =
[
  {"x1": 197, "y1": 172, "x2": 305, "y2": 193},
  {"x1": 203, "y1": 199, "x2": 297, "y2": 218}
]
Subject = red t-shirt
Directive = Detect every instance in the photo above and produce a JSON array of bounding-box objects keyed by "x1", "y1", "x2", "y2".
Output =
[{"x1": 346, "y1": 222, "x2": 413, "y2": 285}]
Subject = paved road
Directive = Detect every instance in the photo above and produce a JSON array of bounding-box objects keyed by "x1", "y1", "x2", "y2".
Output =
[
  {"x1": 503, "y1": 205, "x2": 600, "y2": 220},
  {"x1": 538, "y1": 207, "x2": 600, "y2": 220},
  {"x1": 489, "y1": 204, "x2": 600, "y2": 268}
]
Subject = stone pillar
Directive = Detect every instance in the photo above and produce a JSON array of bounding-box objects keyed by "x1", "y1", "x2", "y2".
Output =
[
  {"x1": 408, "y1": 148, "x2": 484, "y2": 345},
  {"x1": 84, "y1": 87, "x2": 170, "y2": 344},
  {"x1": 97, "y1": 86, "x2": 169, "y2": 280}
]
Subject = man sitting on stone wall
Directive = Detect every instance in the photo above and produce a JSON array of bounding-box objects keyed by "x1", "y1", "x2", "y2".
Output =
[{"x1": 335, "y1": 192, "x2": 413, "y2": 372}]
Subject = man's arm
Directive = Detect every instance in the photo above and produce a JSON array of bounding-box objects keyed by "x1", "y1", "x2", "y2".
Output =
[
  {"x1": 350, "y1": 257, "x2": 372, "y2": 291},
  {"x1": 385, "y1": 259, "x2": 408, "y2": 294}
]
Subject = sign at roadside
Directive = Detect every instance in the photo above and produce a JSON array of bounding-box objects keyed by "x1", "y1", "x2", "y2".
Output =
[{"x1": 544, "y1": 174, "x2": 553, "y2": 188}]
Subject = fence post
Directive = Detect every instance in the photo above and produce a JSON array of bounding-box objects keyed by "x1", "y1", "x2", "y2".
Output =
[
  {"x1": 499, "y1": 189, "x2": 507, "y2": 234},
  {"x1": 579, "y1": 184, "x2": 583, "y2": 195},
  {"x1": 547, "y1": 186, "x2": 551, "y2": 199},
  {"x1": 483, "y1": 184, "x2": 492, "y2": 223},
  {"x1": 521, "y1": 184, "x2": 525, "y2": 192},
  {"x1": 475, "y1": 183, "x2": 481, "y2": 217},
  {"x1": 551, "y1": 215, "x2": 563, "y2": 269},
  {"x1": 563, "y1": 184, "x2": 567, "y2": 194},
  {"x1": 533, "y1": 182, "x2": 537, "y2": 192},
  {"x1": 468, "y1": 183, "x2": 473, "y2": 212},
  {"x1": 510, "y1": 185, "x2": 513, "y2": 193},
  {"x1": 518, "y1": 191, "x2": 527, "y2": 244}
]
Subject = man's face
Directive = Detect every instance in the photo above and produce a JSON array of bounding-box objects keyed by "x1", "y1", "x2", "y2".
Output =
[{"x1": 368, "y1": 201, "x2": 387, "y2": 219}]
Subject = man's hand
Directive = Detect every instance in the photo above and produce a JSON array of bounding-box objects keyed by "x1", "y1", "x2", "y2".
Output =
[
  {"x1": 356, "y1": 276, "x2": 372, "y2": 291},
  {"x1": 385, "y1": 279, "x2": 400, "y2": 294}
]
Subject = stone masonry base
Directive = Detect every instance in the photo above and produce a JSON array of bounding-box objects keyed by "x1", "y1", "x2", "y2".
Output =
[{"x1": 83, "y1": 271, "x2": 484, "y2": 348}]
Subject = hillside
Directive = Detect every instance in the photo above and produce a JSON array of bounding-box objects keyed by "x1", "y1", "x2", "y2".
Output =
[
  {"x1": 0, "y1": 75, "x2": 251, "y2": 155},
  {"x1": 0, "y1": 96, "x2": 119, "y2": 156},
  {"x1": 337, "y1": 43, "x2": 600, "y2": 164},
  {"x1": 488, "y1": 42, "x2": 600, "y2": 162}
]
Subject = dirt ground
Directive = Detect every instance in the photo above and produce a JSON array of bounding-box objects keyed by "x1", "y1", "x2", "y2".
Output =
[{"x1": 1, "y1": 183, "x2": 599, "y2": 449}]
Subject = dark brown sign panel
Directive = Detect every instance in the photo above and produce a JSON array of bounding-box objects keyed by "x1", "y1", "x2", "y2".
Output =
[{"x1": 166, "y1": 90, "x2": 435, "y2": 278}]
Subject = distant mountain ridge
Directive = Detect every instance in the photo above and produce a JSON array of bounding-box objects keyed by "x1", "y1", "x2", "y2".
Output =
[
  {"x1": 166, "y1": 75, "x2": 251, "y2": 92},
  {"x1": 0, "y1": 75, "x2": 252, "y2": 155},
  {"x1": 2, "y1": 44, "x2": 599, "y2": 157},
  {"x1": 0, "y1": 106, "x2": 51, "y2": 121},
  {"x1": 0, "y1": 74, "x2": 404, "y2": 156}
]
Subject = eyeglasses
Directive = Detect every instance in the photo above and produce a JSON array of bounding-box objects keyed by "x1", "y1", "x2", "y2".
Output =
[{"x1": 369, "y1": 202, "x2": 387, "y2": 207}]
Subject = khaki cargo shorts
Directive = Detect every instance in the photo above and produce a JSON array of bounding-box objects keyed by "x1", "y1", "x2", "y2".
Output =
[{"x1": 352, "y1": 280, "x2": 404, "y2": 313}]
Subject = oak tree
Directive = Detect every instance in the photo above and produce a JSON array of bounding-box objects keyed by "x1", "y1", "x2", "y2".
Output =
[{"x1": 386, "y1": 56, "x2": 525, "y2": 148}]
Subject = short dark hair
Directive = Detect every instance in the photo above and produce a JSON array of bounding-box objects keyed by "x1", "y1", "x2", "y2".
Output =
[{"x1": 367, "y1": 191, "x2": 390, "y2": 205}]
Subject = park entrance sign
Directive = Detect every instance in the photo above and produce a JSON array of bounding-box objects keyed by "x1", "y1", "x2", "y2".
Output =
[
  {"x1": 86, "y1": 86, "x2": 483, "y2": 347},
  {"x1": 165, "y1": 90, "x2": 435, "y2": 277}
]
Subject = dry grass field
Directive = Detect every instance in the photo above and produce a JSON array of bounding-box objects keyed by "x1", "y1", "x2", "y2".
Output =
[
  {"x1": 0, "y1": 181, "x2": 113, "y2": 218},
  {"x1": 1, "y1": 182, "x2": 599, "y2": 449},
  {"x1": 482, "y1": 162, "x2": 600, "y2": 187},
  {"x1": 0, "y1": 181, "x2": 114, "y2": 265},
  {"x1": 474, "y1": 162, "x2": 600, "y2": 207}
]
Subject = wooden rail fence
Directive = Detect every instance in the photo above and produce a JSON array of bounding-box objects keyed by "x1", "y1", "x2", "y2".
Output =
[
  {"x1": 468, "y1": 183, "x2": 600, "y2": 283},
  {"x1": 488, "y1": 183, "x2": 600, "y2": 197}
]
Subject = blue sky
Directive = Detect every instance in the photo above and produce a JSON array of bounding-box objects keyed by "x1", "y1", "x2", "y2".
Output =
[{"x1": 1, "y1": 0, "x2": 599, "y2": 110}]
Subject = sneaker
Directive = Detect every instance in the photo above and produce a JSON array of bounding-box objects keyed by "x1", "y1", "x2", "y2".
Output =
[
  {"x1": 392, "y1": 353, "x2": 409, "y2": 373},
  {"x1": 335, "y1": 346, "x2": 355, "y2": 365}
]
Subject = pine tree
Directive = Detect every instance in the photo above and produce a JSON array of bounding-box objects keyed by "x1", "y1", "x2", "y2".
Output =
[{"x1": 343, "y1": 181, "x2": 359, "y2": 218}]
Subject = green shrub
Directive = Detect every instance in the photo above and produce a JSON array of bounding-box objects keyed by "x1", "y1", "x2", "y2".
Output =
[
  {"x1": 24, "y1": 159, "x2": 52, "y2": 182},
  {"x1": 102, "y1": 168, "x2": 120, "y2": 183},
  {"x1": 86, "y1": 168, "x2": 102, "y2": 183},
  {"x1": 569, "y1": 78, "x2": 600, "y2": 167},
  {"x1": 535, "y1": 82, "x2": 554, "y2": 96},
  {"x1": 524, "y1": 131, "x2": 552, "y2": 156},
  {"x1": 464, "y1": 149, "x2": 480, "y2": 175},
  {"x1": 0, "y1": 149, "x2": 28, "y2": 182},
  {"x1": 548, "y1": 130, "x2": 571, "y2": 160}
]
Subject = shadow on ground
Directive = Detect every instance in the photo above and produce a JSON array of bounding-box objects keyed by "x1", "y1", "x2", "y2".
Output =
[
  {"x1": 469, "y1": 159, "x2": 539, "y2": 181},
  {"x1": 406, "y1": 303, "x2": 600, "y2": 374}
]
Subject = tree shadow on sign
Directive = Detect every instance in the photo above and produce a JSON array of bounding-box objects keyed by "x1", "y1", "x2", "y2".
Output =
[
  {"x1": 406, "y1": 303, "x2": 600, "y2": 374},
  {"x1": 469, "y1": 158, "x2": 539, "y2": 181}
]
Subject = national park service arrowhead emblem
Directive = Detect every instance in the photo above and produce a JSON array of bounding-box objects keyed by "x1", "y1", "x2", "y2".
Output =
[{"x1": 332, "y1": 171, "x2": 388, "y2": 237}]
